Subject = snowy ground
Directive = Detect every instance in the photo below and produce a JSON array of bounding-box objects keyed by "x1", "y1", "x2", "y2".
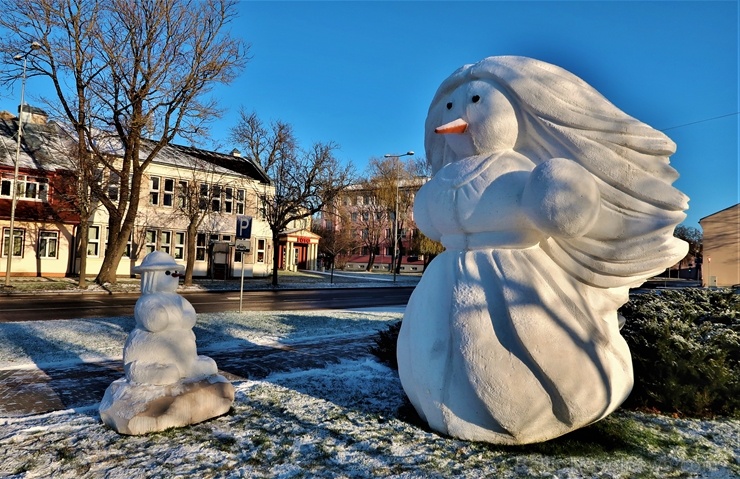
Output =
[{"x1": 1, "y1": 308, "x2": 739, "y2": 478}]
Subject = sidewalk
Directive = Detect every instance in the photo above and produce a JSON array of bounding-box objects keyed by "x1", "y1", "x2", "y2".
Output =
[
  {"x1": 0, "y1": 334, "x2": 379, "y2": 417},
  {"x1": 0, "y1": 269, "x2": 421, "y2": 295}
]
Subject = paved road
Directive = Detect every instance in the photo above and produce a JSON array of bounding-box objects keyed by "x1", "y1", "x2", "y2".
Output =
[
  {"x1": 0, "y1": 287, "x2": 415, "y2": 322},
  {"x1": 0, "y1": 334, "x2": 380, "y2": 417}
]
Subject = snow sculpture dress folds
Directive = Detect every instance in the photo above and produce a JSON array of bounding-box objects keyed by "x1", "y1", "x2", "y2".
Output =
[{"x1": 396, "y1": 56, "x2": 688, "y2": 445}]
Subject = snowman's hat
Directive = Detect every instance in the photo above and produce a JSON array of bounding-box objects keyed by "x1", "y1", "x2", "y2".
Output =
[{"x1": 133, "y1": 251, "x2": 180, "y2": 274}]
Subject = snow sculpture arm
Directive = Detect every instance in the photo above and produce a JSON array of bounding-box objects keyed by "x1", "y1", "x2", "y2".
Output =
[
  {"x1": 521, "y1": 158, "x2": 600, "y2": 239},
  {"x1": 412, "y1": 181, "x2": 442, "y2": 242}
]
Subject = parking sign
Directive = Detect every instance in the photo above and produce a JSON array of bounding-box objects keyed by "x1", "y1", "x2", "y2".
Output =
[{"x1": 236, "y1": 215, "x2": 252, "y2": 239}]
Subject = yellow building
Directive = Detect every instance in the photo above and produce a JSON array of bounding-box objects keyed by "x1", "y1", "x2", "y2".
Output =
[
  {"x1": 1, "y1": 107, "x2": 309, "y2": 280},
  {"x1": 699, "y1": 203, "x2": 740, "y2": 287}
]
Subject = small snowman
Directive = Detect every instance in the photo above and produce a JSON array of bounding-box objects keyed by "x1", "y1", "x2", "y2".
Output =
[
  {"x1": 100, "y1": 251, "x2": 234, "y2": 435},
  {"x1": 124, "y1": 251, "x2": 218, "y2": 385}
]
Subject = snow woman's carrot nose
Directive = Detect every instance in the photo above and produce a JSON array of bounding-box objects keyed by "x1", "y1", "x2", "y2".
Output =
[{"x1": 435, "y1": 118, "x2": 468, "y2": 134}]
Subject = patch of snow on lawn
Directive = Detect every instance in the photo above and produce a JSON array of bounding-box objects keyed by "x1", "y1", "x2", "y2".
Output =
[
  {"x1": 0, "y1": 309, "x2": 402, "y2": 368},
  {"x1": 1, "y1": 359, "x2": 739, "y2": 478}
]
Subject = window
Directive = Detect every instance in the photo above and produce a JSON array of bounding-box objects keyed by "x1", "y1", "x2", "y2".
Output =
[
  {"x1": 163, "y1": 178, "x2": 175, "y2": 207},
  {"x1": 38, "y1": 231, "x2": 58, "y2": 259},
  {"x1": 178, "y1": 180, "x2": 189, "y2": 208},
  {"x1": 257, "y1": 239, "x2": 266, "y2": 263},
  {"x1": 87, "y1": 226, "x2": 100, "y2": 257},
  {"x1": 224, "y1": 187, "x2": 233, "y2": 214},
  {"x1": 361, "y1": 212, "x2": 369, "y2": 222},
  {"x1": 108, "y1": 172, "x2": 120, "y2": 201},
  {"x1": 174, "y1": 232, "x2": 185, "y2": 260},
  {"x1": 1, "y1": 175, "x2": 48, "y2": 201},
  {"x1": 143, "y1": 230, "x2": 157, "y2": 255},
  {"x1": 2, "y1": 228, "x2": 24, "y2": 257},
  {"x1": 236, "y1": 189, "x2": 245, "y2": 215},
  {"x1": 351, "y1": 212, "x2": 358, "y2": 222},
  {"x1": 160, "y1": 230, "x2": 171, "y2": 254},
  {"x1": 149, "y1": 176, "x2": 160, "y2": 205},
  {"x1": 104, "y1": 227, "x2": 131, "y2": 257},
  {"x1": 211, "y1": 185, "x2": 221, "y2": 212},
  {"x1": 0, "y1": 176, "x2": 10, "y2": 196},
  {"x1": 196, "y1": 233, "x2": 207, "y2": 261},
  {"x1": 199, "y1": 183, "x2": 208, "y2": 210}
]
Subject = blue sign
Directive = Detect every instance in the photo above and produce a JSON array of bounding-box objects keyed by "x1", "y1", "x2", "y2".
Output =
[{"x1": 236, "y1": 215, "x2": 252, "y2": 239}]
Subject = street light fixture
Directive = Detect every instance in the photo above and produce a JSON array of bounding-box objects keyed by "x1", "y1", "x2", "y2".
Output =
[
  {"x1": 4, "y1": 41, "x2": 41, "y2": 287},
  {"x1": 383, "y1": 150, "x2": 414, "y2": 282}
]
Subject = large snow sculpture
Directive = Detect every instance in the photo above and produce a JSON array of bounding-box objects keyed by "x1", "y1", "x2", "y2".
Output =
[
  {"x1": 397, "y1": 56, "x2": 688, "y2": 445},
  {"x1": 100, "y1": 251, "x2": 234, "y2": 435}
]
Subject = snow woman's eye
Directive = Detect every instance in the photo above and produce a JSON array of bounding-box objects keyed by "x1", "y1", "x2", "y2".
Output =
[
  {"x1": 446, "y1": 102, "x2": 452, "y2": 110},
  {"x1": 165, "y1": 271, "x2": 171, "y2": 276},
  {"x1": 472, "y1": 95, "x2": 480, "y2": 103}
]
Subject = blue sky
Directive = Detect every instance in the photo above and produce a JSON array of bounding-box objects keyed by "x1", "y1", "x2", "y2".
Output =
[{"x1": 5, "y1": 1, "x2": 739, "y2": 229}]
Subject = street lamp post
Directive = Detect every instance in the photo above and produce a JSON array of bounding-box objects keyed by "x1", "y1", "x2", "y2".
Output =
[
  {"x1": 4, "y1": 42, "x2": 41, "y2": 288},
  {"x1": 384, "y1": 150, "x2": 414, "y2": 283}
]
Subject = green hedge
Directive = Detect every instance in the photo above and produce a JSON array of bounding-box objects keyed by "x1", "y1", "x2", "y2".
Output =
[
  {"x1": 371, "y1": 288, "x2": 740, "y2": 418},
  {"x1": 620, "y1": 288, "x2": 739, "y2": 418}
]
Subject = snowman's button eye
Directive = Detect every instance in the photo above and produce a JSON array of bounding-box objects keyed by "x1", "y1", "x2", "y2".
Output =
[
  {"x1": 472, "y1": 95, "x2": 480, "y2": 103},
  {"x1": 446, "y1": 102, "x2": 452, "y2": 110},
  {"x1": 165, "y1": 271, "x2": 171, "y2": 276}
]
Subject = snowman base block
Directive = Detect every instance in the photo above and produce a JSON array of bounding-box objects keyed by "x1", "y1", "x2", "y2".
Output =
[{"x1": 100, "y1": 374, "x2": 235, "y2": 435}]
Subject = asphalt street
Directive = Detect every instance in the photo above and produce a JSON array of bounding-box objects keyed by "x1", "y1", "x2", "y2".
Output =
[{"x1": 0, "y1": 286, "x2": 415, "y2": 322}]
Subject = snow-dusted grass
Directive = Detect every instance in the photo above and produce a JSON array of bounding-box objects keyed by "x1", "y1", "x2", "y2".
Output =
[
  {"x1": 0, "y1": 308, "x2": 402, "y2": 369},
  {"x1": 1, "y1": 308, "x2": 739, "y2": 478}
]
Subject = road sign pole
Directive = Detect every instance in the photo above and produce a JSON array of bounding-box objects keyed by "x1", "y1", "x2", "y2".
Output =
[{"x1": 239, "y1": 258, "x2": 245, "y2": 313}]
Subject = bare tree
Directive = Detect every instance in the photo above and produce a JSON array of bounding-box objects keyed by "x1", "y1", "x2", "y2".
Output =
[
  {"x1": 230, "y1": 110, "x2": 355, "y2": 286},
  {"x1": 349, "y1": 188, "x2": 390, "y2": 271},
  {"x1": 1, "y1": 0, "x2": 248, "y2": 285},
  {"x1": 365, "y1": 156, "x2": 424, "y2": 274},
  {"x1": 311, "y1": 209, "x2": 356, "y2": 282},
  {"x1": 674, "y1": 224, "x2": 703, "y2": 269},
  {"x1": 1, "y1": 0, "x2": 106, "y2": 288}
]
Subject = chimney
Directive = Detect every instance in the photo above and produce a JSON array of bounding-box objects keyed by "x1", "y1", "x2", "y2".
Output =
[
  {"x1": 18, "y1": 104, "x2": 49, "y2": 125},
  {"x1": 230, "y1": 148, "x2": 241, "y2": 158}
]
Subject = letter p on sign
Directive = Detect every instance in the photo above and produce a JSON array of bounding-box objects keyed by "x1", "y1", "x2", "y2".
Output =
[{"x1": 236, "y1": 215, "x2": 253, "y2": 239}]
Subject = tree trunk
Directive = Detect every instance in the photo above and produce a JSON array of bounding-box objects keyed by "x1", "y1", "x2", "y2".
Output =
[
  {"x1": 77, "y1": 217, "x2": 89, "y2": 289},
  {"x1": 271, "y1": 231, "x2": 280, "y2": 287},
  {"x1": 184, "y1": 223, "x2": 199, "y2": 286},
  {"x1": 366, "y1": 252, "x2": 375, "y2": 271}
]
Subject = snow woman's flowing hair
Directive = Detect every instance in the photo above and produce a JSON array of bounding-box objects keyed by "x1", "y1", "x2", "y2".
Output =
[{"x1": 425, "y1": 56, "x2": 688, "y2": 289}]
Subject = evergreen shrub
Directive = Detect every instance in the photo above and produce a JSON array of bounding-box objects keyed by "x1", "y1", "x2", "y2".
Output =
[
  {"x1": 370, "y1": 289, "x2": 740, "y2": 418},
  {"x1": 620, "y1": 288, "x2": 739, "y2": 418}
]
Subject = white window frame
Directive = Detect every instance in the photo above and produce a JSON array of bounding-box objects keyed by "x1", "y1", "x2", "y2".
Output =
[
  {"x1": 160, "y1": 230, "x2": 172, "y2": 254},
  {"x1": 196, "y1": 233, "x2": 207, "y2": 261},
  {"x1": 162, "y1": 178, "x2": 175, "y2": 207},
  {"x1": 174, "y1": 231, "x2": 185, "y2": 260},
  {"x1": 149, "y1": 176, "x2": 161, "y2": 205},
  {"x1": 199, "y1": 183, "x2": 209, "y2": 210},
  {"x1": 38, "y1": 231, "x2": 59, "y2": 259},
  {"x1": 2, "y1": 228, "x2": 24, "y2": 258},
  {"x1": 224, "y1": 187, "x2": 234, "y2": 214},
  {"x1": 107, "y1": 172, "x2": 120, "y2": 201},
  {"x1": 178, "y1": 180, "x2": 189, "y2": 208},
  {"x1": 144, "y1": 229, "x2": 157, "y2": 255},
  {"x1": 211, "y1": 185, "x2": 221, "y2": 212},
  {"x1": 256, "y1": 238, "x2": 266, "y2": 263},
  {"x1": 87, "y1": 225, "x2": 100, "y2": 257},
  {"x1": 236, "y1": 189, "x2": 245, "y2": 215},
  {"x1": 1, "y1": 174, "x2": 48, "y2": 202}
]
